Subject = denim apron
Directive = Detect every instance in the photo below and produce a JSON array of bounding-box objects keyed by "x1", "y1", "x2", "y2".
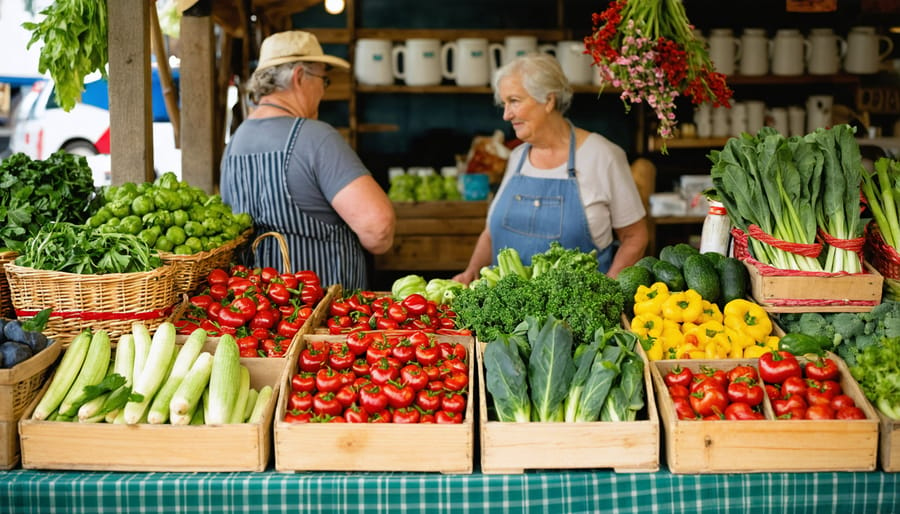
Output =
[
  {"x1": 221, "y1": 118, "x2": 367, "y2": 290},
  {"x1": 489, "y1": 124, "x2": 613, "y2": 272}
]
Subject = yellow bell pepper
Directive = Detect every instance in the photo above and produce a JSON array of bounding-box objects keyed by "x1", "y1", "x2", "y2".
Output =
[
  {"x1": 630, "y1": 312, "x2": 664, "y2": 340},
  {"x1": 680, "y1": 321, "x2": 700, "y2": 336},
  {"x1": 764, "y1": 335, "x2": 780, "y2": 350},
  {"x1": 743, "y1": 344, "x2": 772, "y2": 358},
  {"x1": 688, "y1": 349, "x2": 708, "y2": 360},
  {"x1": 704, "y1": 338, "x2": 729, "y2": 359},
  {"x1": 661, "y1": 290, "x2": 703, "y2": 324},
  {"x1": 645, "y1": 339, "x2": 664, "y2": 361},
  {"x1": 661, "y1": 327, "x2": 684, "y2": 351},
  {"x1": 725, "y1": 327, "x2": 754, "y2": 359},
  {"x1": 723, "y1": 298, "x2": 772, "y2": 342},
  {"x1": 633, "y1": 282, "x2": 670, "y2": 316},
  {"x1": 696, "y1": 300, "x2": 724, "y2": 324}
]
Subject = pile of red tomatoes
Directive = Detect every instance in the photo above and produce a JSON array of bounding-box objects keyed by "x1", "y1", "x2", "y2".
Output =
[{"x1": 176, "y1": 265, "x2": 325, "y2": 357}]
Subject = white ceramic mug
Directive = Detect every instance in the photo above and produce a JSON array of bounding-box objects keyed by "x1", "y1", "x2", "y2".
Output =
[
  {"x1": 730, "y1": 102, "x2": 748, "y2": 135},
  {"x1": 739, "y1": 28, "x2": 769, "y2": 76},
  {"x1": 845, "y1": 26, "x2": 894, "y2": 74},
  {"x1": 708, "y1": 28, "x2": 742, "y2": 76},
  {"x1": 694, "y1": 103, "x2": 712, "y2": 138},
  {"x1": 712, "y1": 106, "x2": 730, "y2": 137},
  {"x1": 553, "y1": 40, "x2": 593, "y2": 85},
  {"x1": 442, "y1": 38, "x2": 490, "y2": 86},
  {"x1": 745, "y1": 100, "x2": 766, "y2": 134},
  {"x1": 392, "y1": 38, "x2": 443, "y2": 86},
  {"x1": 354, "y1": 38, "x2": 394, "y2": 86},
  {"x1": 771, "y1": 29, "x2": 809, "y2": 76},
  {"x1": 807, "y1": 28, "x2": 847, "y2": 75},
  {"x1": 788, "y1": 105, "x2": 806, "y2": 136},
  {"x1": 767, "y1": 107, "x2": 789, "y2": 134},
  {"x1": 806, "y1": 95, "x2": 833, "y2": 130}
]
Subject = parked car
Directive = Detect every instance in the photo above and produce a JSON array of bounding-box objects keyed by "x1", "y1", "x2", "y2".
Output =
[{"x1": 9, "y1": 68, "x2": 181, "y2": 186}]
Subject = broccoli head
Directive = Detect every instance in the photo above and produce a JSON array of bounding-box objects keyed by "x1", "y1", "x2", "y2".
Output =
[{"x1": 829, "y1": 312, "x2": 866, "y2": 345}]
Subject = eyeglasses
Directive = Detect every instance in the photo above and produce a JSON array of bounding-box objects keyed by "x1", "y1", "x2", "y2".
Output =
[{"x1": 303, "y1": 69, "x2": 331, "y2": 89}]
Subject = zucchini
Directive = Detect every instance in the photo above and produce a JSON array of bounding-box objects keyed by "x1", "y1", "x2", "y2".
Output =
[
  {"x1": 169, "y1": 351, "x2": 214, "y2": 424},
  {"x1": 718, "y1": 257, "x2": 749, "y2": 304},
  {"x1": 123, "y1": 322, "x2": 177, "y2": 424},
  {"x1": 243, "y1": 388, "x2": 259, "y2": 423},
  {"x1": 146, "y1": 328, "x2": 207, "y2": 424},
  {"x1": 58, "y1": 330, "x2": 112, "y2": 417},
  {"x1": 229, "y1": 365, "x2": 251, "y2": 424},
  {"x1": 32, "y1": 329, "x2": 93, "y2": 420},
  {"x1": 206, "y1": 334, "x2": 241, "y2": 424},
  {"x1": 248, "y1": 385, "x2": 274, "y2": 424}
]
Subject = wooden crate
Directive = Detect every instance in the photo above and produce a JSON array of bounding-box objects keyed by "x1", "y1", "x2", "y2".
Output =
[
  {"x1": 652, "y1": 355, "x2": 880, "y2": 474},
  {"x1": 273, "y1": 333, "x2": 475, "y2": 474},
  {"x1": 879, "y1": 410, "x2": 900, "y2": 472},
  {"x1": 18, "y1": 357, "x2": 283, "y2": 472},
  {"x1": 374, "y1": 201, "x2": 488, "y2": 271},
  {"x1": 477, "y1": 341, "x2": 660, "y2": 474},
  {"x1": 1, "y1": 341, "x2": 61, "y2": 469},
  {"x1": 744, "y1": 260, "x2": 883, "y2": 313}
]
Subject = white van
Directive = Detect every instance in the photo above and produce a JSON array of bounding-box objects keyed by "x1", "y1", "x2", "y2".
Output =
[{"x1": 9, "y1": 69, "x2": 182, "y2": 186}]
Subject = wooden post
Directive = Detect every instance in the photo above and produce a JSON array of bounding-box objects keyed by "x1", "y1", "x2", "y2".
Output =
[
  {"x1": 180, "y1": 0, "x2": 217, "y2": 193},
  {"x1": 107, "y1": 0, "x2": 154, "y2": 184},
  {"x1": 150, "y1": 1, "x2": 181, "y2": 148}
]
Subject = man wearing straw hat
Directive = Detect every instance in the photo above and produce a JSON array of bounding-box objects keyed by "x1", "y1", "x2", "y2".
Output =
[{"x1": 220, "y1": 30, "x2": 395, "y2": 290}]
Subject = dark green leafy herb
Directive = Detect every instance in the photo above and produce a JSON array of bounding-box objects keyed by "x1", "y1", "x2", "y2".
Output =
[
  {"x1": 0, "y1": 151, "x2": 98, "y2": 252},
  {"x1": 23, "y1": 0, "x2": 108, "y2": 112},
  {"x1": 15, "y1": 222, "x2": 162, "y2": 274}
]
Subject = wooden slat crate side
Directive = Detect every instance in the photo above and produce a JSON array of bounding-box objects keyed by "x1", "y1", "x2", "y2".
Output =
[
  {"x1": 879, "y1": 410, "x2": 900, "y2": 472},
  {"x1": 744, "y1": 260, "x2": 884, "y2": 311},
  {"x1": 478, "y1": 340, "x2": 659, "y2": 474},
  {"x1": 652, "y1": 356, "x2": 879, "y2": 474},
  {"x1": 18, "y1": 357, "x2": 282, "y2": 472},
  {"x1": 274, "y1": 333, "x2": 475, "y2": 474}
]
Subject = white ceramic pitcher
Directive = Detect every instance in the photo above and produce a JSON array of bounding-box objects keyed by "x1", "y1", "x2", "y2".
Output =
[
  {"x1": 807, "y1": 28, "x2": 847, "y2": 75},
  {"x1": 845, "y1": 26, "x2": 894, "y2": 74},
  {"x1": 441, "y1": 38, "x2": 490, "y2": 86},
  {"x1": 739, "y1": 28, "x2": 769, "y2": 76},
  {"x1": 392, "y1": 38, "x2": 443, "y2": 86},
  {"x1": 708, "y1": 28, "x2": 741, "y2": 76},
  {"x1": 771, "y1": 29, "x2": 809, "y2": 76},
  {"x1": 354, "y1": 38, "x2": 394, "y2": 86}
]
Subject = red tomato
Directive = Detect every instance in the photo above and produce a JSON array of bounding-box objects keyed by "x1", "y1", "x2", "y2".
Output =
[
  {"x1": 672, "y1": 396, "x2": 697, "y2": 420},
  {"x1": 392, "y1": 406, "x2": 421, "y2": 424},
  {"x1": 441, "y1": 391, "x2": 466, "y2": 413},
  {"x1": 400, "y1": 363, "x2": 429, "y2": 391},
  {"x1": 401, "y1": 294, "x2": 428, "y2": 316},
  {"x1": 805, "y1": 404, "x2": 835, "y2": 420},
  {"x1": 284, "y1": 409, "x2": 313, "y2": 423},
  {"x1": 290, "y1": 372, "x2": 316, "y2": 393},
  {"x1": 835, "y1": 406, "x2": 867, "y2": 420},
  {"x1": 416, "y1": 389, "x2": 442, "y2": 412},
  {"x1": 207, "y1": 268, "x2": 230, "y2": 287},
  {"x1": 359, "y1": 384, "x2": 389, "y2": 414},
  {"x1": 382, "y1": 382, "x2": 415, "y2": 409},
  {"x1": 344, "y1": 405, "x2": 369, "y2": 423},
  {"x1": 665, "y1": 366, "x2": 693, "y2": 388},
  {"x1": 312, "y1": 392, "x2": 343, "y2": 417},
  {"x1": 830, "y1": 394, "x2": 857, "y2": 411},
  {"x1": 315, "y1": 368, "x2": 344, "y2": 393},
  {"x1": 288, "y1": 391, "x2": 313, "y2": 412},
  {"x1": 435, "y1": 410, "x2": 463, "y2": 424},
  {"x1": 690, "y1": 387, "x2": 728, "y2": 417},
  {"x1": 724, "y1": 402, "x2": 764, "y2": 421},
  {"x1": 780, "y1": 375, "x2": 808, "y2": 399},
  {"x1": 727, "y1": 380, "x2": 764, "y2": 407},
  {"x1": 668, "y1": 384, "x2": 690, "y2": 399},
  {"x1": 726, "y1": 365, "x2": 758, "y2": 383},
  {"x1": 805, "y1": 357, "x2": 840, "y2": 382}
]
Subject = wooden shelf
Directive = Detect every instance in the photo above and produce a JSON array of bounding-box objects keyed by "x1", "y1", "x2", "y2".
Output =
[
  {"x1": 651, "y1": 215, "x2": 705, "y2": 225},
  {"x1": 355, "y1": 84, "x2": 619, "y2": 95},
  {"x1": 647, "y1": 137, "x2": 730, "y2": 152},
  {"x1": 726, "y1": 73, "x2": 861, "y2": 86}
]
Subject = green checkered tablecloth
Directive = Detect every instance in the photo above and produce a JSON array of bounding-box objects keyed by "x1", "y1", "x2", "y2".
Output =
[{"x1": 2, "y1": 468, "x2": 898, "y2": 514}]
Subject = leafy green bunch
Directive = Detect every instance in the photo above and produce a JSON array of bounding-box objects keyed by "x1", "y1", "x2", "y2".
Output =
[
  {"x1": 24, "y1": 0, "x2": 109, "y2": 112},
  {"x1": 0, "y1": 151, "x2": 99, "y2": 253}
]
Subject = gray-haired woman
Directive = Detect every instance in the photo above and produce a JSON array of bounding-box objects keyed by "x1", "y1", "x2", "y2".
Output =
[{"x1": 454, "y1": 53, "x2": 647, "y2": 283}]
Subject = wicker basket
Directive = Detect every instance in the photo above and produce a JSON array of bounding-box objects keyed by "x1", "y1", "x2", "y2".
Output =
[
  {"x1": 3, "y1": 263, "x2": 179, "y2": 346},
  {"x1": 251, "y1": 231, "x2": 292, "y2": 273},
  {"x1": 865, "y1": 222, "x2": 900, "y2": 300},
  {"x1": 0, "y1": 251, "x2": 18, "y2": 319},
  {"x1": 1, "y1": 339, "x2": 61, "y2": 469},
  {"x1": 158, "y1": 228, "x2": 252, "y2": 296}
]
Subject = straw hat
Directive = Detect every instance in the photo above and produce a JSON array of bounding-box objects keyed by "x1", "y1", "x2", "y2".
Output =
[{"x1": 255, "y1": 31, "x2": 350, "y2": 73}]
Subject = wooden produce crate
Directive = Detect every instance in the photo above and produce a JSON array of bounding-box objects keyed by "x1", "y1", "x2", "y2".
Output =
[
  {"x1": 374, "y1": 201, "x2": 488, "y2": 272},
  {"x1": 1, "y1": 340, "x2": 61, "y2": 469},
  {"x1": 652, "y1": 356, "x2": 880, "y2": 474},
  {"x1": 274, "y1": 333, "x2": 475, "y2": 474},
  {"x1": 879, "y1": 410, "x2": 900, "y2": 472},
  {"x1": 477, "y1": 341, "x2": 659, "y2": 474},
  {"x1": 18, "y1": 357, "x2": 282, "y2": 472},
  {"x1": 744, "y1": 260, "x2": 883, "y2": 313}
]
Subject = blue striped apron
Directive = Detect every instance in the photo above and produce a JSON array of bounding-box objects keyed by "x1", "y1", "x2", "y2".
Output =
[
  {"x1": 489, "y1": 124, "x2": 613, "y2": 272},
  {"x1": 221, "y1": 118, "x2": 367, "y2": 290}
]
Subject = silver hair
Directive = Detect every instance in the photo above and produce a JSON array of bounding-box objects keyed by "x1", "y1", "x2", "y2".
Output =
[
  {"x1": 492, "y1": 53, "x2": 573, "y2": 114},
  {"x1": 246, "y1": 62, "x2": 307, "y2": 104}
]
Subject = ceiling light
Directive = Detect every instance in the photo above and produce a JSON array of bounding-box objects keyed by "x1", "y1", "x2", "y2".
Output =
[{"x1": 324, "y1": 0, "x2": 345, "y2": 15}]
